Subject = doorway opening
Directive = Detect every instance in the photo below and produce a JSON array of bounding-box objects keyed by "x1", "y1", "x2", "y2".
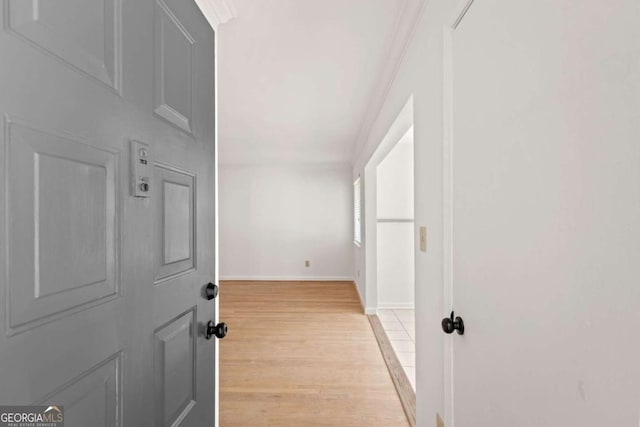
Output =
[
  {"x1": 363, "y1": 95, "x2": 415, "y2": 390},
  {"x1": 375, "y1": 127, "x2": 415, "y2": 389}
]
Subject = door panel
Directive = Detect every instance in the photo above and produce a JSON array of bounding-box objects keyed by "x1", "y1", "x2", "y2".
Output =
[
  {"x1": 0, "y1": 0, "x2": 216, "y2": 425},
  {"x1": 444, "y1": 0, "x2": 640, "y2": 425},
  {"x1": 5, "y1": 0, "x2": 121, "y2": 91},
  {"x1": 6, "y1": 118, "x2": 120, "y2": 334},
  {"x1": 154, "y1": 164, "x2": 196, "y2": 283},
  {"x1": 37, "y1": 352, "x2": 122, "y2": 427},
  {"x1": 154, "y1": 0, "x2": 195, "y2": 134},
  {"x1": 154, "y1": 309, "x2": 197, "y2": 427}
]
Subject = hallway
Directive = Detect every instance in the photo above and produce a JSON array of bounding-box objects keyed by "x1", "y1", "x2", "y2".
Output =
[{"x1": 219, "y1": 281, "x2": 409, "y2": 426}]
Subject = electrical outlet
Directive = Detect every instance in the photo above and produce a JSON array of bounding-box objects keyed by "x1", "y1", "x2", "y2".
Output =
[
  {"x1": 420, "y1": 226, "x2": 427, "y2": 252},
  {"x1": 305, "y1": 260, "x2": 310, "y2": 267}
]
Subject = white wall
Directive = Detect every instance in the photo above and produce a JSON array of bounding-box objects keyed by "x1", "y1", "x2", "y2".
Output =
[
  {"x1": 376, "y1": 135, "x2": 414, "y2": 220},
  {"x1": 353, "y1": 0, "x2": 640, "y2": 425},
  {"x1": 376, "y1": 135, "x2": 414, "y2": 308},
  {"x1": 219, "y1": 163, "x2": 353, "y2": 280},
  {"x1": 377, "y1": 222, "x2": 414, "y2": 308}
]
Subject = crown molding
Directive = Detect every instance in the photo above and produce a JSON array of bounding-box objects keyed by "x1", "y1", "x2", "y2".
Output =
[
  {"x1": 197, "y1": 0, "x2": 237, "y2": 30},
  {"x1": 350, "y1": 0, "x2": 427, "y2": 163}
]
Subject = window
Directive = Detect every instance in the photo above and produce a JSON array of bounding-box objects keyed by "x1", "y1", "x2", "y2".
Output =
[{"x1": 354, "y1": 177, "x2": 361, "y2": 246}]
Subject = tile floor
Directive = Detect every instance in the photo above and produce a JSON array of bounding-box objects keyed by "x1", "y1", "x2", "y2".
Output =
[{"x1": 377, "y1": 309, "x2": 415, "y2": 391}]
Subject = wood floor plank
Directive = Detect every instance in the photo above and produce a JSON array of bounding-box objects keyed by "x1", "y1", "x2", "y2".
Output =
[{"x1": 220, "y1": 281, "x2": 410, "y2": 426}]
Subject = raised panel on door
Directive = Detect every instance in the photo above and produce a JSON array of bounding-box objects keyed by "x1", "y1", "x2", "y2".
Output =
[
  {"x1": 154, "y1": 309, "x2": 197, "y2": 427},
  {"x1": 5, "y1": 0, "x2": 122, "y2": 91},
  {"x1": 37, "y1": 353, "x2": 122, "y2": 427},
  {"x1": 5, "y1": 117, "x2": 120, "y2": 335},
  {"x1": 153, "y1": 0, "x2": 195, "y2": 134},
  {"x1": 153, "y1": 163, "x2": 196, "y2": 284}
]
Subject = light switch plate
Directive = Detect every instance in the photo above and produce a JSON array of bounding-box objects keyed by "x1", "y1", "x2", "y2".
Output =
[
  {"x1": 131, "y1": 140, "x2": 151, "y2": 198},
  {"x1": 420, "y1": 226, "x2": 427, "y2": 252}
]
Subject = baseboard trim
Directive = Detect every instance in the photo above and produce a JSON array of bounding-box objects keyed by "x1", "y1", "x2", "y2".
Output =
[
  {"x1": 377, "y1": 303, "x2": 415, "y2": 310},
  {"x1": 220, "y1": 275, "x2": 354, "y2": 282},
  {"x1": 353, "y1": 280, "x2": 376, "y2": 314}
]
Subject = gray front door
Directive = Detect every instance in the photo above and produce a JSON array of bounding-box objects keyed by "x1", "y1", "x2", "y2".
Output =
[{"x1": 0, "y1": 0, "x2": 217, "y2": 425}]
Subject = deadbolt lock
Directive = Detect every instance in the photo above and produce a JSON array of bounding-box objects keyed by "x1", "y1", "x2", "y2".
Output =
[{"x1": 131, "y1": 140, "x2": 152, "y2": 198}]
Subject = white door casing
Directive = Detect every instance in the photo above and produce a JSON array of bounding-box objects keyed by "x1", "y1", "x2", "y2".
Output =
[{"x1": 0, "y1": 0, "x2": 217, "y2": 425}]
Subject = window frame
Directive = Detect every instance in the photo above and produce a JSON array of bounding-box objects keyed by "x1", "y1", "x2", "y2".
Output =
[{"x1": 353, "y1": 177, "x2": 362, "y2": 247}]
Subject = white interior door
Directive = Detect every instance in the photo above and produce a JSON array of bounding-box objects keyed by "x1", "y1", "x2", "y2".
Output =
[
  {"x1": 443, "y1": 0, "x2": 640, "y2": 425},
  {"x1": 0, "y1": 0, "x2": 218, "y2": 425}
]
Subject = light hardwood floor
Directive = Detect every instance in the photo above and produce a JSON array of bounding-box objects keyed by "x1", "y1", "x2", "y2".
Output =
[{"x1": 220, "y1": 280, "x2": 409, "y2": 426}]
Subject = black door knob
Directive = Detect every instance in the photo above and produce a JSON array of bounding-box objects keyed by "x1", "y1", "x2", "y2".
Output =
[
  {"x1": 441, "y1": 311, "x2": 464, "y2": 335},
  {"x1": 206, "y1": 321, "x2": 227, "y2": 340},
  {"x1": 204, "y1": 282, "x2": 219, "y2": 300}
]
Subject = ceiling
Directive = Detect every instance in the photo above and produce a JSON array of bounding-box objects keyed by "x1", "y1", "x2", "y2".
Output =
[{"x1": 216, "y1": 0, "x2": 423, "y2": 164}]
